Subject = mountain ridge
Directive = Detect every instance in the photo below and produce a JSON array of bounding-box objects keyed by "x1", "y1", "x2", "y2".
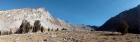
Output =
[
  {"x1": 0, "y1": 8, "x2": 94, "y2": 32},
  {"x1": 97, "y1": 5, "x2": 140, "y2": 33}
]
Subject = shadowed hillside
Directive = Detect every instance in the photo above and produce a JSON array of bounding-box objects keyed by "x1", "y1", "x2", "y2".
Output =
[{"x1": 97, "y1": 5, "x2": 140, "y2": 33}]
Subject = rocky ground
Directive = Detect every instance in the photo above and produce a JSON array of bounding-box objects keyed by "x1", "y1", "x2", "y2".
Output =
[{"x1": 0, "y1": 30, "x2": 140, "y2": 42}]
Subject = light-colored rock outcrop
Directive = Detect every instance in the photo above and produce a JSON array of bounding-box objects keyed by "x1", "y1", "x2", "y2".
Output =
[{"x1": 0, "y1": 8, "x2": 93, "y2": 32}]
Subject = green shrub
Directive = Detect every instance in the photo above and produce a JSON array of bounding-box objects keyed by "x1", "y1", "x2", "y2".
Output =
[
  {"x1": 48, "y1": 28, "x2": 50, "y2": 31},
  {"x1": 0, "y1": 31, "x2": 1, "y2": 35},
  {"x1": 61, "y1": 28, "x2": 67, "y2": 30},
  {"x1": 18, "y1": 20, "x2": 25, "y2": 33},
  {"x1": 41, "y1": 26, "x2": 44, "y2": 33},
  {"x1": 33, "y1": 20, "x2": 41, "y2": 32},
  {"x1": 91, "y1": 30, "x2": 94, "y2": 31},
  {"x1": 3, "y1": 31, "x2": 8, "y2": 35},
  {"x1": 117, "y1": 20, "x2": 129, "y2": 35},
  {"x1": 25, "y1": 22, "x2": 31, "y2": 33},
  {"x1": 16, "y1": 20, "x2": 32, "y2": 34}
]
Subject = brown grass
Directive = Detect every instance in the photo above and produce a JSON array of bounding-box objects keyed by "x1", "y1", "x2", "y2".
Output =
[{"x1": 0, "y1": 30, "x2": 139, "y2": 42}]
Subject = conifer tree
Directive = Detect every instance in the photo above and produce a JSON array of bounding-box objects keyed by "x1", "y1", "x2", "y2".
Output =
[{"x1": 117, "y1": 20, "x2": 129, "y2": 35}]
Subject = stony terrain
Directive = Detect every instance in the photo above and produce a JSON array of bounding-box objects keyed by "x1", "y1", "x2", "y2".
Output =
[
  {"x1": 0, "y1": 30, "x2": 140, "y2": 42},
  {"x1": 1, "y1": 4, "x2": 140, "y2": 42}
]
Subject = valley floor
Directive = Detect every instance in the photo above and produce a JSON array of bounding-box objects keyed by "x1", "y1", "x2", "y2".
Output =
[{"x1": 0, "y1": 30, "x2": 140, "y2": 42}]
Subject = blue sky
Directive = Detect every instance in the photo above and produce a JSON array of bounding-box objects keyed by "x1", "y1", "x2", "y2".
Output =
[{"x1": 0, "y1": 0, "x2": 140, "y2": 26}]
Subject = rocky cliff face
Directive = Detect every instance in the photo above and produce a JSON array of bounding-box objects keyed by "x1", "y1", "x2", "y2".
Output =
[
  {"x1": 0, "y1": 8, "x2": 93, "y2": 32},
  {"x1": 97, "y1": 5, "x2": 140, "y2": 33}
]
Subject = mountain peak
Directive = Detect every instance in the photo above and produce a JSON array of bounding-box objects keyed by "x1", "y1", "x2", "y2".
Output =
[
  {"x1": 0, "y1": 8, "x2": 94, "y2": 32},
  {"x1": 97, "y1": 5, "x2": 140, "y2": 33},
  {"x1": 137, "y1": 4, "x2": 140, "y2": 7}
]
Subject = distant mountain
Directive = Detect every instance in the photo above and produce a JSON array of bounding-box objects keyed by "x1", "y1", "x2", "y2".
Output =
[
  {"x1": 0, "y1": 8, "x2": 94, "y2": 32},
  {"x1": 96, "y1": 5, "x2": 140, "y2": 33}
]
